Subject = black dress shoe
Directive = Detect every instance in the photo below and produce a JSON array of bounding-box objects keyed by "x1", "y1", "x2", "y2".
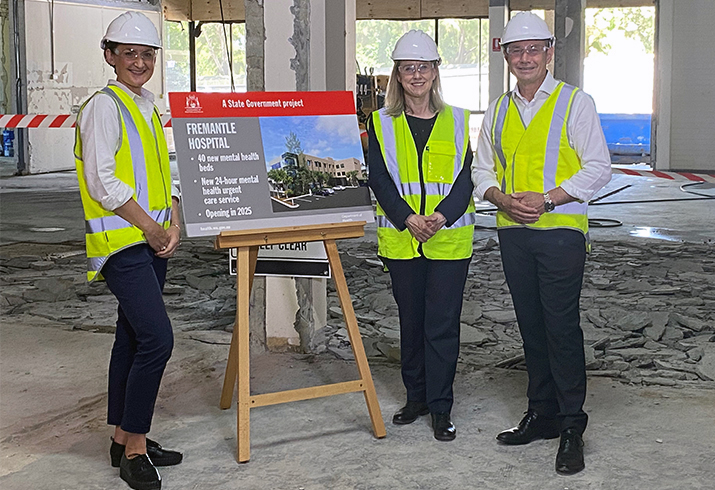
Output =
[
  {"x1": 496, "y1": 409, "x2": 560, "y2": 445},
  {"x1": 555, "y1": 428, "x2": 585, "y2": 475},
  {"x1": 120, "y1": 453, "x2": 161, "y2": 490},
  {"x1": 392, "y1": 401, "x2": 429, "y2": 425},
  {"x1": 431, "y1": 412, "x2": 456, "y2": 441},
  {"x1": 111, "y1": 438, "x2": 183, "y2": 468}
]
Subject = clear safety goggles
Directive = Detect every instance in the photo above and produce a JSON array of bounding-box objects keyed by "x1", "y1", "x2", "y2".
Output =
[
  {"x1": 114, "y1": 48, "x2": 157, "y2": 63},
  {"x1": 397, "y1": 62, "x2": 435, "y2": 76},
  {"x1": 504, "y1": 43, "x2": 550, "y2": 57}
]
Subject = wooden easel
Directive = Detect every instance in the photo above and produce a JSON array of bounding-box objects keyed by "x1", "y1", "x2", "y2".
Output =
[{"x1": 215, "y1": 222, "x2": 386, "y2": 463}]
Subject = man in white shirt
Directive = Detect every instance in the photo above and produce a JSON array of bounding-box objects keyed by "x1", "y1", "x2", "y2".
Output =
[
  {"x1": 472, "y1": 12, "x2": 611, "y2": 475},
  {"x1": 75, "y1": 11, "x2": 182, "y2": 490}
]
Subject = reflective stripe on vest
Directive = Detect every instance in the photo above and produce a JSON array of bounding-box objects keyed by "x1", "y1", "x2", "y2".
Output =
[
  {"x1": 74, "y1": 86, "x2": 171, "y2": 282},
  {"x1": 100, "y1": 87, "x2": 151, "y2": 209},
  {"x1": 85, "y1": 208, "x2": 171, "y2": 234},
  {"x1": 492, "y1": 92, "x2": 511, "y2": 193},
  {"x1": 377, "y1": 210, "x2": 475, "y2": 230},
  {"x1": 372, "y1": 105, "x2": 475, "y2": 260},
  {"x1": 492, "y1": 83, "x2": 588, "y2": 235},
  {"x1": 395, "y1": 181, "x2": 455, "y2": 198}
]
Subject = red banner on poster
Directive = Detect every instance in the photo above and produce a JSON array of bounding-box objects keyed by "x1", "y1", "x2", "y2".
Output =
[{"x1": 168, "y1": 91, "x2": 356, "y2": 118}]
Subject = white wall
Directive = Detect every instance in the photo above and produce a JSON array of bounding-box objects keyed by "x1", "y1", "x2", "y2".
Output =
[
  {"x1": 655, "y1": 0, "x2": 715, "y2": 172},
  {"x1": 24, "y1": 0, "x2": 164, "y2": 173}
]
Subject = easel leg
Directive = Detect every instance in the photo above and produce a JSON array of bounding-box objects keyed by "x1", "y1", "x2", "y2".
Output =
[
  {"x1": 324, "y1": 240, "x2": 386, "y2": 438},
  {"x1": 220, "y1": 246, "x2": 258, "y2": 409},
  {"x1": 235, "y1": 246, "x2": 254, "y2": 462}
]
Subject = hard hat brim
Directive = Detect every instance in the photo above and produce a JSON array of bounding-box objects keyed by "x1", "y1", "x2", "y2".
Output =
[
  {"x1": 101, "y1": 39, "x2": 163, "y2": 50},
  {"x1": 500, "y1": 35, "x2": 554, "y2": 47}
]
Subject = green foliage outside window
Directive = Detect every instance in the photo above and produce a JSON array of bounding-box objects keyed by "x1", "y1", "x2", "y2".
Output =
[
  {"x1": 355, "y1": 20, "x2": 434, "y2": 74},
  {"x1": 587, "y1": 7, "x2": 655, "y2": 56},
  {"x1": 164, "y1": 21, "x2": 246, "y2": 92},
  {"x1": 437, "y1": 19, "x2": 490, "y2": 66}
]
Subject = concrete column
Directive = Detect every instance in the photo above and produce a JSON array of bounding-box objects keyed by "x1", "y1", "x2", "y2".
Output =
[
  {"x1": 553, "y1": 0, "x2": 586, "y2": 87},
  {"x1": 653, "y1": 0, "x2": 673, "y2": 170},
  {"x1": 1, "y1": 1, "x2": 10, "y2": 113},
  {"x1": 7, "y1": 0, "x2": 27, "y2": 174},
  {"x1": 244, "y1": 0, "x2": 265, "y2": 91},
  {"x1": 488, "y1": 0, "x2": 509, "y2": 102},
  {"x1": 245, "y1": 0, "x2": 354, "y2": 351},
  {"x1": 325, "y1": 0, "x2": 357, "y2": 94}
]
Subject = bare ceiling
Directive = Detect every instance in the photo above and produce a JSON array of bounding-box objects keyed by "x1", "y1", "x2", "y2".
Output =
[{"x1": 163, "y1": 0, "x2": 654, "y2": 23}]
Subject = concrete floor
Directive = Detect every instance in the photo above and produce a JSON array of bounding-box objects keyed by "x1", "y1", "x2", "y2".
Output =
[{"x1": 1, "y1": 170, "x2": 714, "y2": 489}]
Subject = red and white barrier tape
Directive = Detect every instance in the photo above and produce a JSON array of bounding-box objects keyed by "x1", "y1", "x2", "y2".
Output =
[
  {"x1": 0, "y1": 114, "x2": 76, "y2": 128},
  {"x1": 0, "y1": 114, "x2": 172, "y2": 128},
  {"x1": 613, "y1": 168, "x2": 715, "y2": 183}
]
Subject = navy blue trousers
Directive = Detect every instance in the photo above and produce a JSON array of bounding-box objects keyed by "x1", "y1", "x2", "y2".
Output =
[
  {"x1": 102, "y1": 244, "x2": 174, "y2": 434},
  {"x1": 384, "y1": 256, "x2": 471, "y2": 414},
  {"x1": 498, "y1": 227, "x2": 588, "y2": 434}
]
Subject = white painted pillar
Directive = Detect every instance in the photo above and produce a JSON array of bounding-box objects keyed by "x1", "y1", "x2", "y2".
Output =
[
  {"x1": 251, "y1": 0, "x2": 354, "y2": 350},
  {"x1": 488, "y1": 0, "x2": 509, "y2": 103},
  {"x1": 654, "y1": 0, "x2": 673, "y2": 171}
]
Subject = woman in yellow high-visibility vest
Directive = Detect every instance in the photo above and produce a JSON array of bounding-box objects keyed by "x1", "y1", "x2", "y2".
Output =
[
  {"x1": 367, "y1": 30, "x2": 476, "y2": 442},
  {"x1": 75, "y1": 11, "x2": 182, "y2": 490}
]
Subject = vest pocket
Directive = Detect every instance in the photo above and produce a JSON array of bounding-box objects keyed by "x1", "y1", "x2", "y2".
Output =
[{"x1": 425, "y1": 141, "x2": 456, "y2": 184}]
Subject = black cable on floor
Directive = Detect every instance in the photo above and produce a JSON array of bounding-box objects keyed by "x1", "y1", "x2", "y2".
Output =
[
  {"x1": 680, "y1": 181, "x2": 715, "y2": 198},
  {"x1": 588, "y1": 218, "x2": 622, "y2": 228}
]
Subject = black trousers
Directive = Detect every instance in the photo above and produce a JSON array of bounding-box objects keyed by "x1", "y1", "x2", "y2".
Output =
[
  {"x1": 498, "y1": 228, "x2": 588, "y2": 434},
  {"x1": 103, "y1": 244, "x2": 174, "y2": 434},
  {"x1": 384, "y1": 256, "x2": 471, "y2": 414}
]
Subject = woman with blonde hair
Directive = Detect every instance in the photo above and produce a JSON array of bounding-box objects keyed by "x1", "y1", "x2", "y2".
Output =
[{"x1": 367, "y1": 30, "x2": 476, "y2": 441}]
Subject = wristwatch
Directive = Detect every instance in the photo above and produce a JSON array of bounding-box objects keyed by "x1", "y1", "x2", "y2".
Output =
[{"x1": 543, "y1": 192, "x2": 556, "y2": 212}]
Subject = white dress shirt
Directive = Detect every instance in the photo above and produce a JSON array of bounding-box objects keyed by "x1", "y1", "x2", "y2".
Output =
[
  {"x1": 472, "y1": 72, "x2": 611, "y2": 202},
  {"x1": 78, "y1": 80, "x2": 179, "y2": 211}
]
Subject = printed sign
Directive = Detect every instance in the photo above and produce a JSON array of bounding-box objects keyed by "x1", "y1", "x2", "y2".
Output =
[
  {"x1": 492, "y1": 38, "x2": 502, "y2": 51},
  {"x1": 228, "y1": 242, "x2": 330, "y2": 279},
  {"x1": 168, "y1": 91, "x2": 374, "y2": 237}
]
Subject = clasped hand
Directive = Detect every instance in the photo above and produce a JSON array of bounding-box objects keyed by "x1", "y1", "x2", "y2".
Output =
[
  {"x1": 501, "y1": 191, "x2": 544, "y2": 224},
  {"x1": 405, "y1": 212, "x2": 447, "y2": 243},
  {"x1": 146, "y1": 223, "x2": 181, "y2": 257}
]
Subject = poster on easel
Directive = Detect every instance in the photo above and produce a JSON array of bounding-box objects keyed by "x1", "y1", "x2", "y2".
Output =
[{"x1": 168, "y1": 91, "x2": 373, "y2": 238}]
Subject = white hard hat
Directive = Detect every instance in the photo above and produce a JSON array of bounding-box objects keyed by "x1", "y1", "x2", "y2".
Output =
[
  {"x1": 101, "y1": 11, "x2": 162, "y2": 50},
  {"x1": 501, "y1": 12, "x2": 554, "y2": 46},
  {"x1": 391, "y1": 30, "x2": 441, "y2": 63}
]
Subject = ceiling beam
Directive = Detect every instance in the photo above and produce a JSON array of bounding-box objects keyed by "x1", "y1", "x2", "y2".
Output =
[{"x1": 162, "y1": 0, "x2": 654, "y2": 23}]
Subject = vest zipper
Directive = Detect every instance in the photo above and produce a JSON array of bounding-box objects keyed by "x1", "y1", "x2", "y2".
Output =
[
  {"x1": 419, "y1": 145, "x2": 427, "y2": 215},
  {"x1": 152, "y1": 112, "x2": 171, "y2": 214}
]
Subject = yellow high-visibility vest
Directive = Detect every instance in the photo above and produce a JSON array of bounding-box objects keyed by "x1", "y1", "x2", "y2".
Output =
[
  {"x1": 74, "y1": 85, "x2": 172, "y2": 282},
  {"x1": 491, "y1": 82, "x2": 588, "y2": 235},
  {"x1": 372, "y1": 104, "x2": 475, "y2": 260}
]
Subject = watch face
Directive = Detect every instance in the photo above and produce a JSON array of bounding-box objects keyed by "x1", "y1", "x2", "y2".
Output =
[{"x1": 544, "y1": 195, "x2": 555, "y2": 212}]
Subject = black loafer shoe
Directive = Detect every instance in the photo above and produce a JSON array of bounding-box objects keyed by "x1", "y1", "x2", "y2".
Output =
[
  {"x1": 555, "y1": 428, "x2": 585, "y2": 475},
  {"x1": 392, "y1": 401, "x2": 429, "y2": 425},
  {"x1": 111, "y1": 438, "x2": 183, "y2": 468},
  {"x1": 120, "y1": 453, "x2": 161, "y2": 490},
  {"x1": 431, "y1": 412, "x2": 456, "y2": 441},
  {"x1": 496, "y1": 409, "x2": 560, "y2": 445}
]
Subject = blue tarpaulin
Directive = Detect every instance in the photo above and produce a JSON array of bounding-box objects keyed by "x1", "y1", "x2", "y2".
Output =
[{"x1": 598, "y1": 113, "x2": 651, "y2": 163}]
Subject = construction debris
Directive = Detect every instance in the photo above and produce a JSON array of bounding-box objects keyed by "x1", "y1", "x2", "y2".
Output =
[{"x1": 1, "y1": 238, "x2": 713, "y2": 389}]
